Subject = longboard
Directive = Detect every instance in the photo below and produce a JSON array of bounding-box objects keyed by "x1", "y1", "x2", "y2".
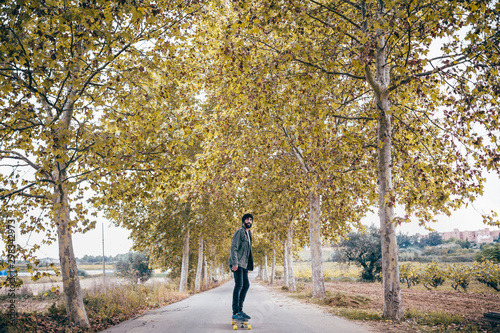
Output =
[{"x1": 231, "y1": 318, "x2": 251, "y2": 330}]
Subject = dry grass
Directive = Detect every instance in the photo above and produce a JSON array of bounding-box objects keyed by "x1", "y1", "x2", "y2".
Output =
[{"x1": 0, "y1": 276, "x2": 226, "y2": 332}]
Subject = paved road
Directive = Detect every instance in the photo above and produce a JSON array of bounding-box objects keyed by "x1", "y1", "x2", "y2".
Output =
[{"x1": 101, "y1": 272, "x2": 373, "y2": 333}]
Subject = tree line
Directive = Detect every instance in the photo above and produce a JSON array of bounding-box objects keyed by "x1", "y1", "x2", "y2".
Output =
[{"x1": 1, "y1": 0, "x2": 499, "y2": 328}]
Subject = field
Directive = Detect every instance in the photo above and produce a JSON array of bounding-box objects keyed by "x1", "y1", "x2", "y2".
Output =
[
  {"x1": 269, "y1": 261, "x2": 500, "y2": 332},
  {"x1": 3, "y1": 257, "x2": 500, "y2": 332}
]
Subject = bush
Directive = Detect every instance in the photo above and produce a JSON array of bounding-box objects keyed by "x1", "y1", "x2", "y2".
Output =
[
  {"x1": 446, "y1": 264, "x2": 473, "y2": 292},
  {"x1": 115, "y1": 252, "x2": 152, "y2": 283},
  {"x1": 475, "y1": 243, "x2": 500, "y2": 263},
  {"x1": 78, "y1": 269, "x2": 88, "y2": 278},
  {"x1": 337, "y1": 225, "x2": 382, "y2": 281},
  {"x1": 473, "y1": 260, "x2": 500, "y2": 291},
  {"x1": 420, "y1": 261, "x2": 445, "y2": 290},
  {"x1": 399, "y1": 263, "x2": 420, "y2": 288}
]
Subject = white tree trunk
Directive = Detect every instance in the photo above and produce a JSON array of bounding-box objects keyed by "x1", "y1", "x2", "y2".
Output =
[
  {"x1": 209, "y1": 259, "x2": 213, "y2": 284},
  {"x1": 309, "y1": 187, "x2": 325, "y2": 298},
  {"x1": 271, "y1": 248, "x2": 276, "y2": 285},
  {"x1": 49, "y1": 94, "x2": 89, "y2": 328},
  {"x1": 378, "y1": 98, "x2": 403, "y2": 319},
  {"x1": 195, "y1": 234, "x2": 203, "y2": 292},
  {"x1": 263, "y1": 254, "x2": 269, "y2": 282},
  {"x1": 282, "y1": 240, "x2": 289, "y2": 287},
  {"x1": 179, "y1": 228, "x2": 190, "y2": 292},
  {"x1": 286, "y1": 220, "x2": 296, "y2": 292},
  {"x1": 363, "y1": 3, "x2": 403, "y2": 319},
  {"x1": 203, "y1": 255, "x2": 208, "y2": 289},
  {"x1": 55, "y1": 178, "x2": 89, "y2": 327}
]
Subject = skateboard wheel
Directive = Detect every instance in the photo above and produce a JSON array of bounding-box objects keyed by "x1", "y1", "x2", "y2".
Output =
[
  {"x1": 231, "y1": 320, "x2": 235, "y2": 325},
  {"x1": 233, "y1": 324, "x2": 237, "y2": 330},
  {"x1": 247, "y1": 324, "x2": 252, "y2": 330}
]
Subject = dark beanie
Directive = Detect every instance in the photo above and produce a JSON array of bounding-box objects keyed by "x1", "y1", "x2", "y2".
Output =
[{"x1": 242, "y1": 213, "x2": 253, "y2": 224}]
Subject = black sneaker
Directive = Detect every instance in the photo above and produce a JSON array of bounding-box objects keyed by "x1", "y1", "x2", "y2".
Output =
[{"x1": 239, "y1": 311, "x2": 251, "y2": 319}]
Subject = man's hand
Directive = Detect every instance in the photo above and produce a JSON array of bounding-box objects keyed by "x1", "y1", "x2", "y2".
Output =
[{"x1": 231, "y1": 265, "x2": 238, "y2": 271}]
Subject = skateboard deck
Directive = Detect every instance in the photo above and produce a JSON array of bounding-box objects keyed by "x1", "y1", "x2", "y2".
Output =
[{"x1": 231, "y1": 318, "x2": 251, "y2": 330}]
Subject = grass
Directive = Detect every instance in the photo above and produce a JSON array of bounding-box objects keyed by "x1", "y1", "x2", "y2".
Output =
[
  {"x1": 404, "y1": 308, "x2": 464, "y2": 326},
  {"x1": 77, "y1": 264, "x2": 116, "y2": 271},
  {"x1": 277, "y1": 261, "x2": 362, "y2": 282},
  {"x1": 336, "y1": 308, "x2": 382, "y2": 321}
]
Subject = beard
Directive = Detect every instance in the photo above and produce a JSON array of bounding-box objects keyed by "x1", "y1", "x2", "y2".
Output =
[{"x1": 244, "y1": 222, "x2": 252, "y2": 229}]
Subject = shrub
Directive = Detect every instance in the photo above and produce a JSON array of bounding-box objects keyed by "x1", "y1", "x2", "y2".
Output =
[
  {"x1": 420, "y1": 261, "x2": 445, "y2": 290},
  {"x1": 475, "y1": 243, "x2": 500, "y2": 263},
  {"x1": 337, "y1": 225, "x2": 382, "y2": 281},
  {"x1": 473, "y1": 260, "x2": 500, "y2": 291},
  {"x1": 446, "y1": 264, "x2": 473, "y2": 292},
  {"x1": 115, "y1": 252, "x2": 152, "y2": 283},
  {"x1": 78, "y1": 269, "x2": 88, "y2": 278},
  {"x1": 399, "y1": 263, "x2": 420, "y2": 288}
]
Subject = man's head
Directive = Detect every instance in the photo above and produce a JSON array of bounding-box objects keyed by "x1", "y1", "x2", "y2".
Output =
[{"x1": 242, "y1": 213, "x2": 253, "y2": 229}]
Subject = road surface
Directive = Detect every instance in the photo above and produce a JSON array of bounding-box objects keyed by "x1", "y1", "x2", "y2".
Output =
[{"x1": 101, "y1": 272, "x2": 373, "y2": 333}]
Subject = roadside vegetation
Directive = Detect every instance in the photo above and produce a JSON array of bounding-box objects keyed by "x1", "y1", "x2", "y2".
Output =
[
  {"x1": 0, "y1": 252, "x2": 227, "y2": 332},
  {"x1": 0, "y1": 279, "x2": 189, "y2": 332},
  {"x1": 262, "y1": 238, "x2": 500, "y2": 333}
]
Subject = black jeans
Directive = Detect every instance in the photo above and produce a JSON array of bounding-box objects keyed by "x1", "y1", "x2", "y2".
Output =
[{"x1": 232, "y1": 266, "x2": 250, "y2": 314}]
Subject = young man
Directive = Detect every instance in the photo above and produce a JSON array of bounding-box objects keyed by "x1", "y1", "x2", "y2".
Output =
[{"x1": 228, "y1": 213, "x2": 254, "y2": 321}]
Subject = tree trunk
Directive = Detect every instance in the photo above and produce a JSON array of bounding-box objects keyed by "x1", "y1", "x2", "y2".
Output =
[
  {"x1": 286, "y1": 219, "x2": 296, "y2": 292},
  {"x1": 195, "y1": 234, "x2": 203, "y2": 291},
  {"x1": 179, "y1": 228, "x2": 190, "y2": 292},
  {"x1": 263, "y1": 254, "x2": 269, "y2": 282},
  {"x1": 282, "y1": 239, "x2": 289, "y2": 287},
  {"x1": 203, "y1": 255, "x2": 208, "y2": 289},
  {"x1": 209, "y1": 259, "x2": 213, "y2": 284},
  {"x1": 49, "y1": 90, "x2": 89, "y2": 328},
  {"x1": 362, "y1": 2, "x2": 403, "y2": 319},
  {"x1": 271, "y1": 248, "x2": 276, "y2": 285},
  {"x1": 54, "y1": 178, "x2": 89, "y2": 328},
  {"x1": 309, "y1": 187, "x2": 325, "y2": 298},
  {"x1": 378, "y1": 99, "x2": 403, "y2": 319}
]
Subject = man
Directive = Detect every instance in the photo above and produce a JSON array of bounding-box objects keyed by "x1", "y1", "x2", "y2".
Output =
[{"x1": 228, "y1": 213, "x2": 254, "y2": 321}]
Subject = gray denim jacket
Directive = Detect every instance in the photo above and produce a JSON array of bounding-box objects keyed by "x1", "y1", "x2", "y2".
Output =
[{"x1": 228, "y1": 227, "x2": 252, "y2": 269}]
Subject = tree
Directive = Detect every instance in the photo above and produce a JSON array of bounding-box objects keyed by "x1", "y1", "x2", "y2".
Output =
[
  {"x1": 115, "y1": 252, "x2": 152, "y2": 283},
  {"x1": 397, "y1": 232, "x2": 412, "y2": 248},
  {"x1": 193, "y1": 0, "x2": 498, "y2": 320},
  {"x1": 427, "y1": 232, "x2": 443, "y2": 247},
  {"x1": 457, "y1": 239, "x2": 472, "y2": 249},
  {"x1": 475, "y1": 243, "x2": 500, "y2": 264},
  {"x1": 338, "y1": 225, "x2": 382, "y2": 281},
  {"x1": 0, "y1": 0, "x2": 199, "y2": 326}
]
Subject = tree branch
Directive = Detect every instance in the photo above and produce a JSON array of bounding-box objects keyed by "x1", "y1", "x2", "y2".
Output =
[
  {"x1": 0, "y1": 182, "x2": 50, "y2": 200},
  {"x1": 308, "y1": 0, "x2": 362, "y2": 30},
  {"x1": 0, "y1": 150, "x2": 41, "y2": 171}
]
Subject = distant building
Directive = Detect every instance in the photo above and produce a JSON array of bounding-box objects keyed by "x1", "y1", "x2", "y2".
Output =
[{"x1": 440, "y1": 228, "x2": 500, "y2": 244}]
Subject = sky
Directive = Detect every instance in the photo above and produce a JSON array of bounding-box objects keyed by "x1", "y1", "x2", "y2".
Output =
[{"x1": 7, "y1": 169, "x2": 499, "y2": 260}]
